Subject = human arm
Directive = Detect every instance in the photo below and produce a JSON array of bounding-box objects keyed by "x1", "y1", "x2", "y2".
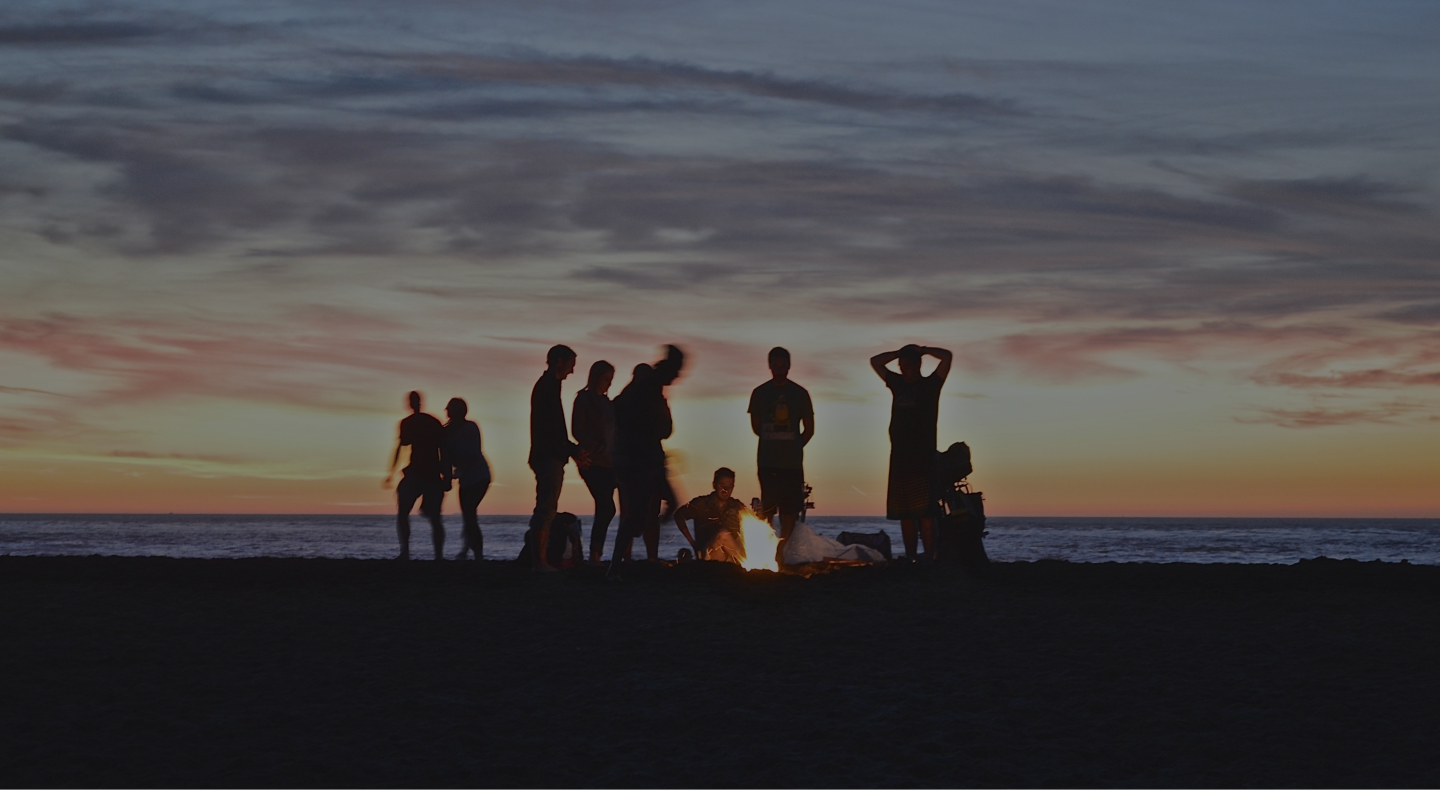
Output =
[
  {"x1": 657, "y1": 394, "x2": 673, "y2": 442},
  {"x1": 382, "y1": 428, "x2": 404, "y2": 489},
  {"x1": 673, "y1": 505, "x2": 697, "y2": 550},
  {"x1": 924, "y1": 346, "x2": 953, "y2": 383},
  {"x1": 799, "y1": 413, "x2": 815, "y2": 448},
  {"x1": 870, "y1": 349, "x2": 900, "y2": 381}
]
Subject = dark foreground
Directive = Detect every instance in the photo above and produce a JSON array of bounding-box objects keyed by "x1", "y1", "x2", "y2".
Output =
[{"x1": 3, "y1": 556, "x2": 1439, "y2": 788}]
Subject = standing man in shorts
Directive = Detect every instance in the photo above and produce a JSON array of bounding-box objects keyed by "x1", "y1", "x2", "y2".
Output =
[
  {"x1": 748, "y1": 347, "x2": 814, "y2": 541},
  {"x1": 383, "y1": 390, "x2": 450, "y2": 561}
]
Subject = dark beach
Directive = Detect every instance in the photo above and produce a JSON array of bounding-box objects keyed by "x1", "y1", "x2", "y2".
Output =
[{"x1": 3, "y1": 556, "x2": 1438, "y2": 788}]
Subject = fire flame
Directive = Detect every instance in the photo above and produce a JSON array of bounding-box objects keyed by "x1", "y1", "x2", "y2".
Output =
[{"x1": 738, "y1": 513, "x2": 781, "y2": 572}]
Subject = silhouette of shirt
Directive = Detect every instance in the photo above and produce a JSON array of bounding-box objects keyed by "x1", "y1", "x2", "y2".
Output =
[
  {"x1": 612, "y1": 366, "x2": 671, "y2": 469},
  {"x1": 884, "y1": 370, "x2": 943, "y2": 454},
  {"x1": 400, "y1": 412, "x2": 447, "y2": 481},
  {"x1": 446, "y1": 419, "x2": 491, "y2": 488},
  {"x1": 747, "y1": 380, "x2": 813, "y2": 470},
  {"x1": 529, "y1": 373, "x2": 575, "y2": 466},
  {"x1": 572, "y1": 389, "x2": 615, "y2": 469},
  {"x1": 680, "y1": 493, "x2": 746, "y2": 563}
]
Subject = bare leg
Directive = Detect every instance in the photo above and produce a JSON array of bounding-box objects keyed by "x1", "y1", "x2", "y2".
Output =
[
  {"x1": 900, "y1": 518, "x2": 918, "y2": 559},
  {"x1": 918, "y1": 517, "x2": 935, "y2": 560},
  {"x1": 427, "y1": 511, "x2": 445, "y2": 561},
  {"x1": 779, "y1": 513, "x2": 798, "y2": 540}
]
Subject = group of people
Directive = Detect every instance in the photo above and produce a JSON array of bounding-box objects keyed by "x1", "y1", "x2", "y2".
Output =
[{"x1": 383, "y1": 342, "x2": 953, "y2": 572}]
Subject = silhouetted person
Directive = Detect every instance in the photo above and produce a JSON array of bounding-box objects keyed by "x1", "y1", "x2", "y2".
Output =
[
  {"x1": 529, "y1": 345, "x2": 590, "y2": 572},
  {"x1": 870, "y1": 344, "x2": 952, "y2": 561},
  {"x1": 445, "y1": 397, "x2": 491, "y2": 560},
  {"x1": 748, "y1": 346, "x2": 814, "y2": 542},
  {"x1": 383, "y1": 390, "x2": 449, "y2": 560},
  {"x1": 674, "y1": 467, "x2": 747, "y2": 564},
  {"x1": 608, "y1": 346, "x2": 684, "y2": 579},
  {"x1": 573, "y1": 360, "x2": 617, "y2": 564}
]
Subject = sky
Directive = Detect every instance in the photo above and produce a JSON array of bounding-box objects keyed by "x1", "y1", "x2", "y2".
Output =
[{"x1": 1, "y1": 0, "x2": 1438, "y2": 517}]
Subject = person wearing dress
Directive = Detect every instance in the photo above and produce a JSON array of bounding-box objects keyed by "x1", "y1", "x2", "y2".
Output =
[{"x1": 870, "y1": 344, "x2": 952, "y2": 561}]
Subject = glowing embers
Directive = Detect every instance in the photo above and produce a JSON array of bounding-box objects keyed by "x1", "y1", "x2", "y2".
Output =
[{"x1": 738, "y1": 513, "x2": 781, "y2": 572}]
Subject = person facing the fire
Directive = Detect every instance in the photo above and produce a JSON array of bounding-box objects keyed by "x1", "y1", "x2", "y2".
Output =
[
  {"x1": 748, "y1": 346, "x2": 814, "y2": 541},
  {"x1": 674, "y1": 467, "x2": 747, "y2": 564}
]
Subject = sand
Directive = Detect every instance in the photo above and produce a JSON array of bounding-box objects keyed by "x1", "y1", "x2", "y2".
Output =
[{"x1": 3, "y1": 555, "x2": 1439, "y2": 787}]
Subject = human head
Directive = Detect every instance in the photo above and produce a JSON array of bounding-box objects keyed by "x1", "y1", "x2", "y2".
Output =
[
  {"x1": 713, "y1": 467, "x2": 736, "y2": 502},
  {"x1": 445, "y1": 397, "x2": 467, "y2": 422},
  {"x1": 407, "y1": 390, "x2": 422, "y2": 413},
  {"x1": 654, "y1": 344, "x2": 685, "y2": 386},
  {"x1": 546, "y1": 344, "x2": 577, "y2": 380},
  {"x1": 768, "y1": 346, "x2": 791, "y2": 380},
  {"x1": 898, "y1": 344, "x2": 923, "y2": 380},
  {"x1": 587, "y1": 360, "x2": 615, "y2": 394}
]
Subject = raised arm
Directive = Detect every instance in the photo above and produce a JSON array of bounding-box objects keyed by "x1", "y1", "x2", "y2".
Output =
[
  {"x1": 925, "y1": 346, "x2": 953, "y2": 383},
  {"x1": 870, "y1": 349, "x2": 900, "y2": 381}
]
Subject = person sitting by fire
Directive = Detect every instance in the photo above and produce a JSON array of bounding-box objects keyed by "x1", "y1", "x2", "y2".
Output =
[{"x1": 673, "y1": 467, "x2": 747, "y2": 564}]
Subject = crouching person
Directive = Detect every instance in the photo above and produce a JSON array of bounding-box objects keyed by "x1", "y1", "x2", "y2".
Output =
[{"x1": 674, "y1": 467, "x2": 747, "y2": 564}]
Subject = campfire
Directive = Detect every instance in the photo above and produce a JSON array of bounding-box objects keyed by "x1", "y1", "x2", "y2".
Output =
[{"x1": 738, "y1": 513, "x2": 781, "y2": 571}]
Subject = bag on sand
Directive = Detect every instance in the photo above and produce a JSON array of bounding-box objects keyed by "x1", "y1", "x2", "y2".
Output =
[
  {"x1": 933, "y1": 441, "x2": 990, "y2": 572},
  {"x1": 783, "y1": 523, "x2": 886, "y2": 564},
  {"x1": 517, "y1": 512, "x2": 584, "y2": 568},
  {"x1": 837, "y1": 531, "x2": 893, "y2": 561},
  {"x1": 936, "y1": 491, "x2": 989, "y2": 570}
]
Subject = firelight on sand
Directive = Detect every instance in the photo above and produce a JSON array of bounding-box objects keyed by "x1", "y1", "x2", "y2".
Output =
[{"x1": 738, "y1": 514, "x2": 781, "y2": 572}]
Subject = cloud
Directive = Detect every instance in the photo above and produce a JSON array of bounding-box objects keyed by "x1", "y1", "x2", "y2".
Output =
[
  {"x1": 0, "y1": 22, "x2": 158, "y2": 46},
  {"x1": 1236, "y1": 400, "x2": 1432, "y2": 429},
  {"x1": 1227, "y1": 176, "x2": 1426, "y2": 219},
  {"x1": 0, "y1": 312, "x2": 537, "y2": 413},
  {"x1": 393, "y1": 52, "x2": 1022, "y2": 117},
  {"x1": 1376, "y1": 303, "x2": 1440, "y2": 325}
]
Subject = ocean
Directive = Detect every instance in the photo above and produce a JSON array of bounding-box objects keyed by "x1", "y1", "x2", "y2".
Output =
[{"x1": 3, "y1": 513, "x2": 1439, "y2": 565}]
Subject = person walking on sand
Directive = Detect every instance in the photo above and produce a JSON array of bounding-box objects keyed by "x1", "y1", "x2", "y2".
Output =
[
  {"x1": 608, "y1": 345, "x2": 684, "y2": 580},
  {"x1": 748, "y1": 347, "x2": 814, "y2": 542},
  {"x1": 445, "y1": 397, "x2": 491, "y2": 561},
  {"x1": 572, "y1": 360, "x2": 617, "y2": 564},
  {"x1": 870, "y1": 344, "x2": 952, "y2": 561},
  {"x1": 528, "y1": 345, "x2": 590, "y2": 572},
  {"x1": 383, "y1": 391, "x2": 450, "y2": 561}
]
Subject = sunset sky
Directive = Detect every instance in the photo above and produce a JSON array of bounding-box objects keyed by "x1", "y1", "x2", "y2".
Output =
[{"x1": 1, "y1": 1, "x2": 1438, "y2": 517}]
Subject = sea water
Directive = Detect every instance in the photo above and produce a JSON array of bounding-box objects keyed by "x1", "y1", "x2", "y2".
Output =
[{"x1": 2, "y1": 513, "x2": 1439, "y2": 565}]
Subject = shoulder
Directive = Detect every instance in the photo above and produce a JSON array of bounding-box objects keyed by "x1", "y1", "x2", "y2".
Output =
[{"x1": 788, "y1": 381, "x2": 812, "y2": 398}]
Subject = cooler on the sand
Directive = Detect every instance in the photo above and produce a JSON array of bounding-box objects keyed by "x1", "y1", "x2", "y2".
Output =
[{"x1": 934, "y1": 442, "x2": 990, "y2": 571}]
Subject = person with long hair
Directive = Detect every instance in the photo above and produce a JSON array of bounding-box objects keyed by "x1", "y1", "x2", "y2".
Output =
[
  {"x1": 607, "y1": 345, "x2": 684, "y2": 580},
  {"x1": 445, "y1": 397, "x2": 491, "y2": 560},
  {"x1": 572, "y1": 360, "x2": 617, "y2": 564}
]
